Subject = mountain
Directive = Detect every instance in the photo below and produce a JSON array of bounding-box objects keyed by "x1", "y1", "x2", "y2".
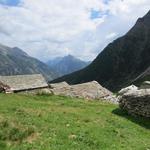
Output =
[
  {"x1": 0, "y1": 44, "x2": 58, "y2": 80},
  {"x1": 52, "y1": 10, "x2": 150, "y2": 91},
  {"x1": 132, "y1": 66, "x2": 150, "y2": 85},
  {"x1": 47, "y1": 55, "x2": 90, "y2": 76}
]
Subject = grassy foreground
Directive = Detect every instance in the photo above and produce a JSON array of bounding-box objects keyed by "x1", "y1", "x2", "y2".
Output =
[{"x1": 0, "y1": 94, "x2": 149, "y2": 150}]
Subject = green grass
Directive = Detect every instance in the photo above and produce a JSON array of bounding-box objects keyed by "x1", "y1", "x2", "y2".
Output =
[{"x1": 0, "y1": 94, "x2": 149, "y2": 150}]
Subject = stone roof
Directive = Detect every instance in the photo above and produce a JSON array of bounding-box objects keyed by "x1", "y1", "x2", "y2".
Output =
[
  {"x1": 49, "y1": 81, "x2": 118, "y2": 103},
  {"x1": 0, "y1": 74, "x2": 48, "y2": 91}
]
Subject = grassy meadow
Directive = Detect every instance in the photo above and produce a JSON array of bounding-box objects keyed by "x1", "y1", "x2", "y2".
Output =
[{"x1": 0, "y1": 94, "x2": 149, "y2": 150}]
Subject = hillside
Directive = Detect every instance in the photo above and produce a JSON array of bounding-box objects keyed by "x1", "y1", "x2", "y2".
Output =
[
  {"x1": 47, "y1": 55, "x2": 90, "y2": 76},
  {"x1": 0, "y1": 44, "x2": 58, "y2": 81},
  {"x1": 0, "y1": 94, "x2": 149, "y2": 150},
  {"x1": 53, "y1": 10, "x2": 150, "y2": 91}
]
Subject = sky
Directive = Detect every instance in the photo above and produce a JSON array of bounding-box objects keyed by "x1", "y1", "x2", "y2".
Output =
[{"x1": 0, "y1": 0, "x2": 150, "y2": 62}]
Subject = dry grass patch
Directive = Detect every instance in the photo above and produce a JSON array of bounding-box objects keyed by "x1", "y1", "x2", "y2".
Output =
[{"x1": 0, "y1": 118, "x2": 36, "y2": 144}]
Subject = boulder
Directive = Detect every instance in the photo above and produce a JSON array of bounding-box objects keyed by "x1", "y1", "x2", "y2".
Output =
[
  {"x1": 118, "y1": 85, "x2": 138, "y2": 95},
  {"x1": 140, "y1": 81, "x2": 150, "y2": 89},
  {"x1": 119, "y1": 88, "x2": 150, "y2": 118},
  {"x1": 49, "y1": 81, "x2": 118, "y2": 103}
]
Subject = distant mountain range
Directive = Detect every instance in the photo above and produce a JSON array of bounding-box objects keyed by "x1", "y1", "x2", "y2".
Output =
[
  {"x1": 47, "y1": 55, "x2": 91, "y2": 76},
  {"x1": 0, "y1": 44, "x2": 58, "y2": 81},
  {"x1": 52, "y1": 10, "x2": 150, "y2": 91}
]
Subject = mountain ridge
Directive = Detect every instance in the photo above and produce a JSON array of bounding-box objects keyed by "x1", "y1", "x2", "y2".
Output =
[
  {"x1": 47, "y1": 55, "x2": 90, "y2": 76},
  {"x1": 0, "y1": 44, "x2": 58, "y2": 80},
  {"x1": 52, "y1": 10, "x2": 150, "y2": 91}
]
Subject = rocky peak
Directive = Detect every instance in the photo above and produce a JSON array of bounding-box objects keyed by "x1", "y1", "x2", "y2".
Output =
[
  {"x1": 143, "y1": 10, "x2": 150, "y2": 18},
  {"x1": 63, "y1": 55, "x2": 78, "y2": 61},
  {"x1": 12, "y1": 47, "x2": 28, "y2": 56}
]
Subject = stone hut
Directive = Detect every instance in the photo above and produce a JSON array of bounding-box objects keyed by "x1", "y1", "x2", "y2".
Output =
[{"x1": 0, "y1": 74, "x2": 48, "y2": 93}]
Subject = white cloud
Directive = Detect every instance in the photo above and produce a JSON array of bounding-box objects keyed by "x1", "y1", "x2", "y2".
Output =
[
  {"x1": 0, "y1": 0, "x2": 149, "y2": 61},
  {"x1": 106, "y1": 32, "x2": 117, "y2": 39}
]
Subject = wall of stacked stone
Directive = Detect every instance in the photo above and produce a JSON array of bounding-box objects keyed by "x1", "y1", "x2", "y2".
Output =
[{"x1": 119, "y1": 89, "x2": 150, "y2": 118}]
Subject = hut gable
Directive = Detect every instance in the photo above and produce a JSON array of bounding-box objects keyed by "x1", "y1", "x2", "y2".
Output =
[{"x1": 0, "y1": 74, "x2": 48, "y2": 92}]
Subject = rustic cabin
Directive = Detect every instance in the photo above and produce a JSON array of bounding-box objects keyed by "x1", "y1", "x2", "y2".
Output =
[{"x1": 0, "y1": 74, "x2": 48, "y2": 93}]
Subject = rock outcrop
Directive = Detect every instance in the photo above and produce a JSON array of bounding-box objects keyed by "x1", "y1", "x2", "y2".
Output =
[
  {"x1": 49, "y1": 81, "x2": 118, "y2": 103},
  {"x1": 118, "y1": 85, "x2": 138, "y2": 95},
  {"x1": 119, "y1": 85, "x2": 150, "y2": 118},
  {"x1": 140, "y1": 81, "x2": 150, "y2": 89}
]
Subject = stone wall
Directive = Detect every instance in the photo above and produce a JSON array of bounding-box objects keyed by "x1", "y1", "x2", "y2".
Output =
[
  {"x1": 17, "y1": 88, "x2": 52, "y2": 95},
  {"x1": 119, "y1": 88, "x2": 150, "y2": 118}
]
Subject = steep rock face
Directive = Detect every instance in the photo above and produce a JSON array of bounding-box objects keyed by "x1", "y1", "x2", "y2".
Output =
[
  {"x1": 53, "y1": 11, "x2": 150, "y2": 91},
  {"x1": 47, "y1": 55, "x2": 90, "y2": 76},
  {"x1": 0, "y1": 44, "x2": 57, "y2": 80}
]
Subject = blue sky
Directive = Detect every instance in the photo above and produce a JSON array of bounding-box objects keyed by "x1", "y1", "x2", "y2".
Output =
[
  {"x1": 0, "y1": 0, "x2": 20, "y2": 6},
  {"x1": 91, "y1": 9, "x2": 109, "y2": 19},
  {"x1": 91, "y1": 10, "x2": 103, "y2": 19},
  {"x1": 0, "y1": 0, "x2": 149, "y2": 61},
  {"x1": 103, "y1": 0, "x2": 110, "y2": 4}
]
